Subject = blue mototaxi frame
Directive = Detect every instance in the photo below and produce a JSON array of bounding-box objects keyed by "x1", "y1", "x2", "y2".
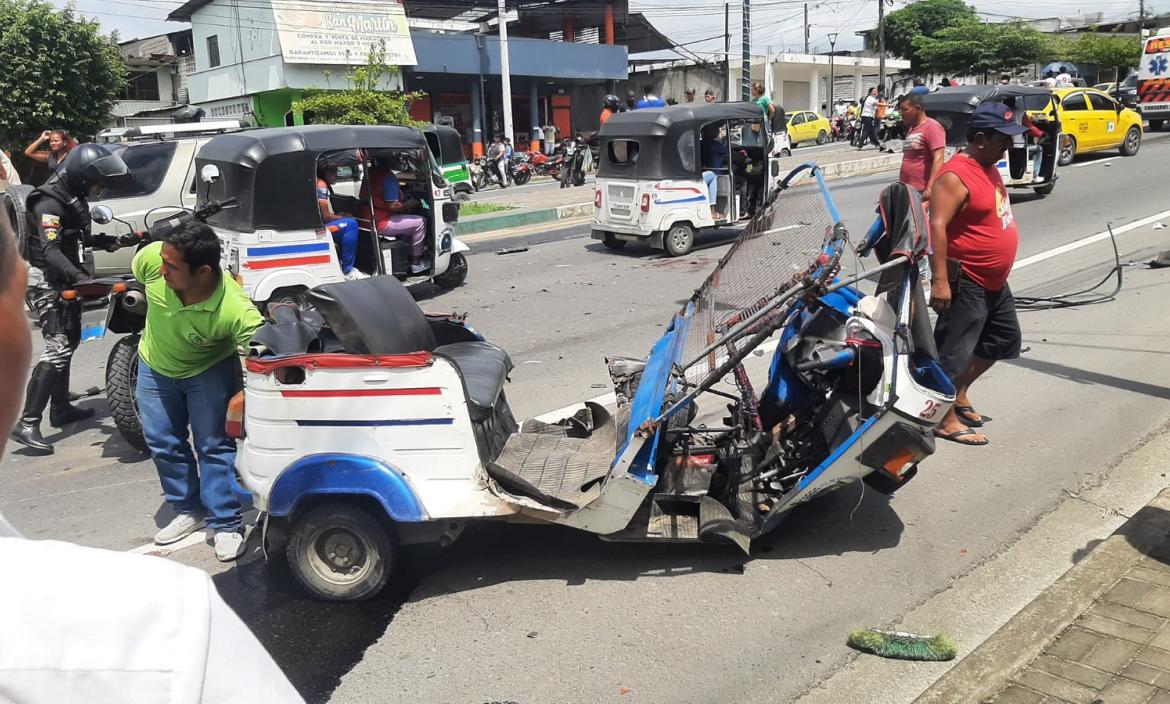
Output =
[{"x1": 653, "y1": 163, "x2": 912, "y2": 427}]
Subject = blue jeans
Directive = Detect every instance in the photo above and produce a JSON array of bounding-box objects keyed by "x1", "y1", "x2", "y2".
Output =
[
  {"x1": 702, "y1": 171, "x2": 718, "y2": 206},
  {"x1": 137, "y1": 355, "x2": 243, "y2": 531},
  {"x1": 330, "y1": 217, "x2": 359, "y2": 274}
]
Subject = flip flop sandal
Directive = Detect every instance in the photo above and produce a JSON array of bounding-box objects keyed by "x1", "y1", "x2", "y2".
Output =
[
  {"x1": 954, "y1": 405, "x2": 992, "y2": 428},
  {"x1": 935, "y1": 427, "x2": 990, "y2": 446}
]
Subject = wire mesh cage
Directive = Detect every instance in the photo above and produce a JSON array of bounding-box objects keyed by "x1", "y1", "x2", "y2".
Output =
[{"x1": 677, "y1": 165, "x2": 846, "y2": 383}]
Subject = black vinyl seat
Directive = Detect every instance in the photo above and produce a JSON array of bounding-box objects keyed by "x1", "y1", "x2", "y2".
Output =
[
  {"x1": 306, "y1": 277, "x2": 513, "y2": 423},
  {"x1": 433, "y1": 342, "x2": 512, "y2": 422}
]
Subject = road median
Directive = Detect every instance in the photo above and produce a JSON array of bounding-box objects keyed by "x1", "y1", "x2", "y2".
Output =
[{"x1": 457, "y1": 150, "x2": 902, "y2": 239}]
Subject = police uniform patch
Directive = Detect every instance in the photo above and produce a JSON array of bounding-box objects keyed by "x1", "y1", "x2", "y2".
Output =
[{"x1": 41, "y1": 213, "x2": 61, "y2": 241}]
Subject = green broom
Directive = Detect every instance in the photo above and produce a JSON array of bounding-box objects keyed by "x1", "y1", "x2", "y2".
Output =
[{"x1": 847, "y1": 628, "x2": 957, "y2": 661}]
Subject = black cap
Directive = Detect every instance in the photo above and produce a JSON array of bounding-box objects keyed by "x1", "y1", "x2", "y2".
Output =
[{"x1": 969, "y1": 102, "x2": 1028, "y2": 136}]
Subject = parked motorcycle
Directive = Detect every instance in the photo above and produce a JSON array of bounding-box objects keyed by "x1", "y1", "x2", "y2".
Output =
[
  {"x1": 87, "y1": 196, "x2": 238, "y2": 449},
  {"x1": 509, "y1": 153, "x2": 533, "y2": 186},
  {"x1": 559, "y1": 136, "x2": 587, "y2": 188}
]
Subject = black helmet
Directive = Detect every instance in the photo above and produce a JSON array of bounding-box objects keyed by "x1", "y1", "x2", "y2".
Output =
[
  {"x1": 57, "y1": 143, "x2": 132, "y2": 199},
  {"x1": 603, "y1": 94, "x2": 621, "y2": 111}
]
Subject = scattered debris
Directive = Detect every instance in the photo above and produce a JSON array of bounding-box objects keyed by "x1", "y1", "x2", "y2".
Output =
[
  {"x1": 522, "y1": 360, "x2": 543, "y2": 365},
  {"x1": 847, "y1": 629, "x2": 957, "y2": 661},
  {"x1": 496, "y1": 246, "x2": 529, "y2": 255},
  {"x1": 527, "y1": 631, "x2": 538, "y2": 639},
  {"x1": 590, "y1": 383, "x2": 606, "y2": 388},
  {"x1": 1154, "y1": 223, "x2": 1167, "y2": 230},
  {"x1": 619, "y1": 688, "x2": 632, "y2": 695}
]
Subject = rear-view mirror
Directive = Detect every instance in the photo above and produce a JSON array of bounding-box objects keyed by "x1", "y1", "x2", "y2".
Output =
[
  {"x1": 90, "y1": 205, "x2": 113, "y2": 224},
  {"x1": 200, "y1": 164, "x2": 221, "y2": 184}
]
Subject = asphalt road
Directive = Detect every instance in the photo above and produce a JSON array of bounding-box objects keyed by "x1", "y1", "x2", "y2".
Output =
[{"x1": 4, "y1": 134, "x2": 1170, "y2": 704}]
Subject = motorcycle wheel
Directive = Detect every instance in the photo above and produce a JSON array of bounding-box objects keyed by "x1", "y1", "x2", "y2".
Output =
[
  {"x1": 512, "y1": 169, "x2": 532, "y2": 186},
  {"x1": 105, "y1": 334, "x2": 147, "y2": 452},
  {"x1": 433, "y1": 251, "x2": 468, "y2": 289}
]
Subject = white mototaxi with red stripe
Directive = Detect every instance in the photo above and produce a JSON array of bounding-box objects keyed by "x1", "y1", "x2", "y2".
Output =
[{"x1": 590, "y1": 102, "x2": 790, "y2": 257}]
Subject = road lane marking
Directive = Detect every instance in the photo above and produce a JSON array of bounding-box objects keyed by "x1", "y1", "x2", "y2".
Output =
[
  {"x1": 126, "y1": 207, "x2": 1170, "y2": 558},
  {"x1": 1014, "y1": 209, "x2": 1170, "y2": 270},
  {"x1": 1072, "y1": 158, "x2": 1118, "y2": 169}
]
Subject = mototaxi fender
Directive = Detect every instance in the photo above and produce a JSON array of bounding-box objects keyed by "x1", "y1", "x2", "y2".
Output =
[{"x1": 266, "y1": 453, "x2": 428, "y2": 522}]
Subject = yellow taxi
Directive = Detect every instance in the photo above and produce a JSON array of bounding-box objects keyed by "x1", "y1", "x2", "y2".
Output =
[
  {"x1": 1052, "y1": 87, "x2": 1143, "y2": 165},
  {"x1": 787, "y1": 110, "x2": 833, "y2": 146}
]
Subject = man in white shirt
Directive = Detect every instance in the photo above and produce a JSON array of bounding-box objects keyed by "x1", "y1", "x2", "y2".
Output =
[
  {"x1": 0, "y1": 150, "x2": 19, "y2": 191},
  {"x1": 1055, "y1": 67, "x2": 1073, "y2": 88},
  {"x1": 0, "y1": 206, "x2": 303, "y2": 704}
]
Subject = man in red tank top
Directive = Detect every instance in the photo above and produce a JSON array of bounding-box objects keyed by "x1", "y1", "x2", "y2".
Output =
[{"x1": 927, "y1": 102, "x2": 1026, "y2": 446}]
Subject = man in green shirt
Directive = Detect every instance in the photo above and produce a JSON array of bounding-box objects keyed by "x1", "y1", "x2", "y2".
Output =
[{"x1": 132, "y1": 223, "x2": 263, "y2": 561}]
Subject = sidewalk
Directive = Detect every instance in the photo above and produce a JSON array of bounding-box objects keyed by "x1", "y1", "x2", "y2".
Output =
[
  {"x1": 918, "y1": 488, "x2": 1170, "y2": 704},
  {"x1": 458, "y1": 144, "x2": 902, "y2": 237}
]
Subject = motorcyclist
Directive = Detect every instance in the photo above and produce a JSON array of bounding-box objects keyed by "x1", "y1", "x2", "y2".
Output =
[
  {"x1": 600, "y1": 94, "x2": 621, "y2": 125},
  {"x1": 10, "y1": 143, "x2": 132, "y2": 454}
]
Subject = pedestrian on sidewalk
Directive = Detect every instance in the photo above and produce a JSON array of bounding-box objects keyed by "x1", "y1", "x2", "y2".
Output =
[
  {"x1": 898, "y1": 92, "x2": 946, "y2": 202},
  {"x1": 704, "y1": 88, "x2": 717, "y2": 103},
  {"x1": 503, "y1": 137, "x2": 515, "y2": 185},
  {"x1": 927, "y1": 102, "x2": 1026, "y2": 447},
  {"x1": 488, "y1": 134, "x2": 508, "y2": 188},
  {"x1": 133, "y1": 223, "x2": 264, "y2": 561},
  {"x1": 0, "y1": 206, "x2": 304, "y2": 704},
  {"x1": 858, "y1": 87, "x2": 881, "y2": 150},
  {"x1": 635, "y1": 84, "x2": 666, "y2": 109},
  {"x1": 24, "y1": 129, "x2": 76, "y2": 172}
]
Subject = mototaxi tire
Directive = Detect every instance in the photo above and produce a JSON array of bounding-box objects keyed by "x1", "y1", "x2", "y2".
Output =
[
  {"x1": 433, "y1": 251, "x2": 468, "y2": 288},
  {"x1": 1120, "y1": 126, "x2": 1142, "y2": 157},
  {"x1": 1033, "y1": 182, "x2": 1056, "y2": 196},
  {"x1": 663, "y1": 223, "x2": 695, "y2": 257},
  {"x1": 600, "y1": 232, "x2": 627, "y2": 250},
  {"x1": 287, "y1": 502, "x2": 394, "y2": 602},
  {"x1": 1057, "y1": 136, "x2": 1077, "y2": 167},
  {"x1": 105, "y1": 334, "x2": 147, "y2": 452}
]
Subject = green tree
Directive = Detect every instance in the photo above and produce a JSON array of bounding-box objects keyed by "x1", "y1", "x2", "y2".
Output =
[
  {"x1": 0, "y1": 0, "x2": 125, "y2": 143},
  {"x1": 881, "y1": 0, "x2": 977, "y2": 74},
  {"x1": 1067, "y1": 31, "x2": 1143, "y2": 81},
  {"x1": 914, "y1": 20, "x2": 1057, "y2": 79},
  {"x1": 293, "y1": 41, "x2": 423, "y2": 126}
]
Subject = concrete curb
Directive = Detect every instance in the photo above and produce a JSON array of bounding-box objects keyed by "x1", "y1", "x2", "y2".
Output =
[
  {"x1": 914, "y1": 488, "x2": 1170, "y2": 704},
  {"x1": 456, "y1": 200, "x2": 592, "y2": 235},
  {"x1": 456, "y1": 153, "x2": 902, "y2": 237}
]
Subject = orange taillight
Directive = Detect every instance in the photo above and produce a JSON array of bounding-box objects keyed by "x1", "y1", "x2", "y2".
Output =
[
  {"x1": 225, "y1": 391, "x2": 245, "y2": 439},
  {"x1": 112, "y1": 282, "x2": 128, "y2": 293},
  {"x1": 61, "y1": 290, "x2": 78, "y2": 300}
]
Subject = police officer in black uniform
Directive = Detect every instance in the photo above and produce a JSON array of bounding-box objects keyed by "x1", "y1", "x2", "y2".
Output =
[{"x1": 10, "y1": 143, "x2": 132, "y2": 454}]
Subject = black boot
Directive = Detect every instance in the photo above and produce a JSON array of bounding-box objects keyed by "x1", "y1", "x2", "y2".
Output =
[
  {"x1": 10, "y1": 363, "x2": 58, "y2": 455},
  {"x1": 49, "y1": 363, "x2": 95, "y2": 427}
]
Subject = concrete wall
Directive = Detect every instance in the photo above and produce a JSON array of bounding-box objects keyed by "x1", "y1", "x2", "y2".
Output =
[
  {"x1": 573, "y1": 62, "x2": 726, "y2": 133},
  {"x1": 113, "y1": 68, "x2": 178, "y2": 117}
]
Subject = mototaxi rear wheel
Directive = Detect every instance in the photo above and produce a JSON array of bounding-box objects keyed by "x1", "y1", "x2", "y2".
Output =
[
  {"x1": 663, "y1": 223, "x2": 695, "y2": 257},
  {"x1": 287, "y1": 502, "x2": 394, "y2": 601}
]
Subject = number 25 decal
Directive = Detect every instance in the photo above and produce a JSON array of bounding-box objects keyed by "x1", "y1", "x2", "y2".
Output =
[{"x1": 920, "y1": 399, "x2": 941, "y2": 420}]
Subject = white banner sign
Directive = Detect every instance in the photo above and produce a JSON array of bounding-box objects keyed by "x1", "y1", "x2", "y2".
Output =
[{"x1": 273, "y1": 0, "x2": 417, "y2": 66}]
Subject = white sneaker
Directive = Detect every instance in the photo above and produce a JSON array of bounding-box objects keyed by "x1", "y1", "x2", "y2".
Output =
[
  {"x1": 343, "y1": 268, "x2": 369, "y2": 281},
  {"x1": 214, "y1": 531, "x2": 246, "y2": 562},
  {"x1": 409, "y1": 262, "x2": 429, "y2": 275},
  {"x1": 154, "y1": 512, "x2": 206, "y2": 545}
]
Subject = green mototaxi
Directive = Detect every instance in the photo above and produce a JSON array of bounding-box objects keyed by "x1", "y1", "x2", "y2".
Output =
[{"x1": 423, "y1": 124, "x2": 474, "y2": 201}]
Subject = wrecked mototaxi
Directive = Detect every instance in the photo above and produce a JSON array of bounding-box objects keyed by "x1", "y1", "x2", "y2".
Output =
[{"x1": 233, "y1": 163, "x2": 956, "y2": 601}]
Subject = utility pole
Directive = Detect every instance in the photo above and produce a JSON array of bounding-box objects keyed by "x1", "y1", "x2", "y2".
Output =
[
  {"x1": 1140, "y1": 0, "x2": 1146, "y2": 32},
  {"x1": 877, "y1": 0, "x2": 886, "y2": 92},
  {"x1": 725, "y1": 2, "x2": 731, "y2": 100},
  {"x1": 804, "y1": 3, "x2": 810, "y2": 54},
  {"x1": 498, "y1": 0, "x2": 514, "y2": 146},
  {"x1": 742, "y1": 0, "x2": 751, "y2": 101},
  {"x1": 827, "y1": 32, "x2": 838, "y2": 117}
]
